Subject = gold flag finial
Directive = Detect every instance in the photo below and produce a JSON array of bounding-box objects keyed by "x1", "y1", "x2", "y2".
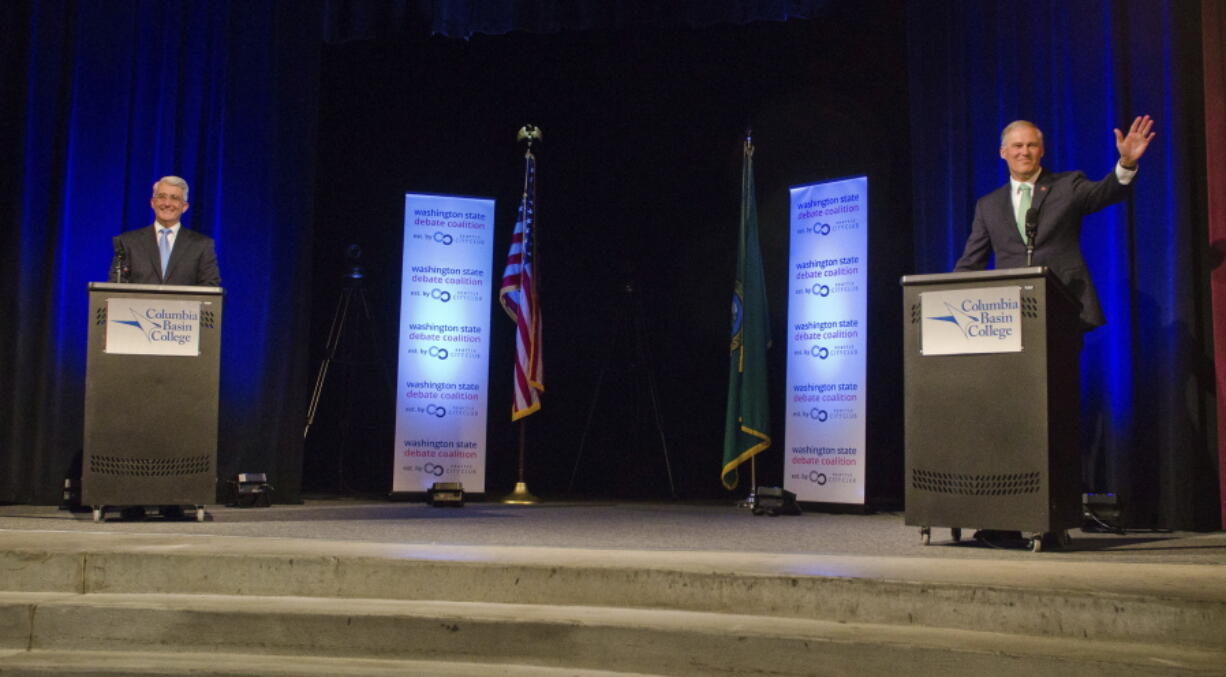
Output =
[{"x1": 517, "y1": 124, "x2": 543, "y2": 143}]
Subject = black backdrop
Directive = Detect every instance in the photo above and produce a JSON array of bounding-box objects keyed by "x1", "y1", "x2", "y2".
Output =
[{"x1": 305, "y1": 4, "x2": 911, "y2": 501}]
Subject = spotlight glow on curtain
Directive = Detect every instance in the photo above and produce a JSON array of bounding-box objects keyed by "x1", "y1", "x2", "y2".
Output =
[
  {"x1": 1, "y1": 0, "x2": 321, "y2": 503},
  {"x1": 906, "y1": 0, "x2": 1215, "y2": 529}
]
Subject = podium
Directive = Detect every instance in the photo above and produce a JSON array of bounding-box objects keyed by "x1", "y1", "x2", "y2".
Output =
[
  {"x1": 900, "y1": 268, "x2": 1081, "y2": 551},
  {"x1": 82, "y1": 282, "x2": 223, "y2": 521}
]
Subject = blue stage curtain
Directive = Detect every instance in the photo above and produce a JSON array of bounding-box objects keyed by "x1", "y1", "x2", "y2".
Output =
[
  {"x1": 0, "y1": 1, "x2": 321, "y2": 504},
  {"x1": 907, "y1": 0, "x2": 1217, "y2": 529},
  {"x1": 322, "y1": 0, "x2": 829, "y2": 42}
]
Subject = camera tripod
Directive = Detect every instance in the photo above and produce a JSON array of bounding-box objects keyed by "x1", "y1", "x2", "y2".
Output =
[
  {"x1": 567, "y1": 281, "x2": 677, "y2": 498},
  {"x1": 304, "y1": 246, "x2": 393, "y2": 492}
]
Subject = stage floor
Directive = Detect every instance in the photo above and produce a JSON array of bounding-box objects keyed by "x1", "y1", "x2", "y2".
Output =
[{"x1": 1, "y1": 498, "x2": 1222, "y2": 566}]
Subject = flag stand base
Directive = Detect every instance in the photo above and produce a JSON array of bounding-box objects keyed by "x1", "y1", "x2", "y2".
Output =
[{"x1": 502, "y1": 482, "x2": 539, "y2": 505}]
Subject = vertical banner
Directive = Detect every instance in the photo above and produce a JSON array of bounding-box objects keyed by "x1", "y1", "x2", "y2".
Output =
[
  {"x1": 784, "y1": 176, "x2": 868, "y2": 504},
  {"x1": 394, "y1": 194, "x2": 495, "y2": 493}
]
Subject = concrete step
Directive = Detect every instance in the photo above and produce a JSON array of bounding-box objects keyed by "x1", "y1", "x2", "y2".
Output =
[
  {"x1": 1, "y1": 592, "x2": 1223, "y2": 677},
  {"x1": 2, "y1": 530, "x2": 1225, "y2": 651},
  {"x1": 0, "y1": 649, "x2": 668, "y2": 676}
]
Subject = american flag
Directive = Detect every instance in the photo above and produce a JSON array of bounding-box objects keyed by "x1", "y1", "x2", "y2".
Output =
[{"x1": 499, "y1": 150, "x2": 543, "y2": 420}]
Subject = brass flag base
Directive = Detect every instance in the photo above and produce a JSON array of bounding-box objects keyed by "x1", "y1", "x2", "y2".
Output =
[{"x1": 502, "y1": 481, "x2": 540, "y2": 505}]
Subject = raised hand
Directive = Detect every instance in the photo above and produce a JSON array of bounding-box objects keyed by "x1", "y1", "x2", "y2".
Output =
[{"x1": 1114, "y1": 115, "x2": 1156, "y2": 168}]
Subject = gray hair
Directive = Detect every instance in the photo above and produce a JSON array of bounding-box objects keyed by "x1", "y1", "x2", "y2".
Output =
[
  {"x1": 152, "y1": 175, "x2": 189, "y2": 202},
  {"x1": 1000, "y1": 120, "x2": 1044, "y2": 147}
]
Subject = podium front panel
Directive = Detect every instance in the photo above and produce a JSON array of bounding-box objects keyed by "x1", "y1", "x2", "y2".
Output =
[
  {"x1": 902, "y1": 269, "x2": 1081, "y2": 533},
  {"x1": 83, "y1": 284, "x2": 222, "y2": 506}
]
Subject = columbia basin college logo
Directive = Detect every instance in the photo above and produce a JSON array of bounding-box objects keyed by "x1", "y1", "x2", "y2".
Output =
[
  {"x1": 920, "y1": 287, "x2": 1022, "y2": 355},
  {"x1": 113, "y1": 307, "x2": 196, "y2": 345},
  {"x1": 926, "y1": 299, "x2": 1016, "y2": 341}
]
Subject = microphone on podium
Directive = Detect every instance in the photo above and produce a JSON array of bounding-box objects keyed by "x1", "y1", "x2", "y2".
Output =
[
  {"x1": 1024, "y1": 207, "x2": 1039, "y2": 266},
  {"x1": 112, "y1": 237, "x2": 130, "y2": 282}
]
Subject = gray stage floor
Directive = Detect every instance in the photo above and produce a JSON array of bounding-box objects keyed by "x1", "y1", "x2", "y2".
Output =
[{"x1": 1, "y1": 498, "x2": 1223, "y2": 565}]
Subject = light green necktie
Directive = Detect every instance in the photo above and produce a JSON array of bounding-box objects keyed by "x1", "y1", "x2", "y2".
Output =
[{"x1": 1016, "y1": 183, "x2": 1032, "y2": 241}]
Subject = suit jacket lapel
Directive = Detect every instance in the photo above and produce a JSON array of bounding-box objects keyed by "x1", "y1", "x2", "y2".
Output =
[
  {"x1": 1030, "y1": 171, "x2": 1054, "y2": 243},
  {"x1": 164, "y1": 228, "x2": 190, "y2": 282},
  {"x1": 142, "y1": 225, "x2": 165, "y2": 282},
  {"x1": 995, "y1": 184, "x2": 1017, "y2": 243}
]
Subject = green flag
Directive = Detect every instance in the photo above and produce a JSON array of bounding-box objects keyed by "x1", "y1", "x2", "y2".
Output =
[{"x1": 722, "y1": 137, "x2": 771, "y2": 490}]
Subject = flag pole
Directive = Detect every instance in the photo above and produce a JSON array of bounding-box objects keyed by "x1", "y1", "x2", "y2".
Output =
[
  {"x1": 724, "y1": 129, "x2": 771, "y2": 507},
  {"x1": 746, "y1": 133, "x2": 757, "y2": 506},
  {"x1": 503, "y1": 124, "x2": 543, "y2": 505},
  {"x1": 504, "y1": 418, "x2": 538, "y2": 504}
]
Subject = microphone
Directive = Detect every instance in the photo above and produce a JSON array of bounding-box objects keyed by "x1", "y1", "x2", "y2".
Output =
[
  {"x1": 1024, "y1": 207, "x2": 1039, "y2": 266},
  {"x1": 112, "y1": 237, "x2": 130, "y2": 283}
]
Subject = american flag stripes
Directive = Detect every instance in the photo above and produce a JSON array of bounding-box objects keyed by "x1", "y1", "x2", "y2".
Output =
[{"x1": 499, "y1": 149, "x2": 543, "y2": 420}]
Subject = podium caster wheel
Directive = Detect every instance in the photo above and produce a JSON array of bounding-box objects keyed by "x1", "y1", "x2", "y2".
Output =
[
  {"x1": 951, "y1": 528, "x2": 962, "y2": 542},
  {"x1": 1030, "y1": 535, "x2": 1044, "y2": 553},
  {"x1": 92, "y1": 506, "x2": 104, "y2": 523},
  {"x1": 195, "y1": 506, "x2": 205, "y2": 522},
  {"x1": 920, "y1": 526, "x2": 931, "y2": 545}
]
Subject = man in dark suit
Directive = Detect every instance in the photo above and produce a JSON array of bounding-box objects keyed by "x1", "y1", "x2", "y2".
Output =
[
  {"x1": 955, "y1": 117, "x2": 1155, "y2": 546},
  {"x1": 107, "y1": 175, "x2": 221, "y2": 522},
  {"x1": 954, "y1": 115, "x2": 1155, "y2": 330},
  {"x1": 110, "y1": 175, "x2": 222, "y2": 286}
]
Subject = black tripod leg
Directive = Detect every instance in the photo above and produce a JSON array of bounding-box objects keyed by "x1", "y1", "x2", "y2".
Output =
[
  {"x1": 354, "y1": 287, "x2": 394, "y2": 393},
  {"x1": 568, "y1": 349, "x2": 613, "y2": 496},
  {"x1": 636, "y1": 312, "x2": 677, "y2": 499},
  {"x1": 304, "y1": 288, "x2": 354, "y2": 438}
]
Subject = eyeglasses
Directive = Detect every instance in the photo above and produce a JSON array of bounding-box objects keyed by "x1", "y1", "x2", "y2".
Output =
[{"x1": 153, "y1": 193, "x2": 185, "y2": 203}]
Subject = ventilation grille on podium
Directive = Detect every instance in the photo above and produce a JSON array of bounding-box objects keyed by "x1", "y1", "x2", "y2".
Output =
[
  {"x1": 1021, "y1": 295, "x2": 1039, "y2": 318},
  {"x1": 90, "y1": 455, "x2": 211, "y2": 477},
  {"x1": 911, "y1": 468, "x2": 1040, "y2": 495}
]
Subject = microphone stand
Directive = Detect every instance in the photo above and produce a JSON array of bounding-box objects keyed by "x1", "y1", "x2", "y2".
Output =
[
  {"x1": 1024, "y1": 207, "x2": 1038, "y2": 266},
  {"x1": 111, "y1": 238, "x2": 130, "y2": 282}
]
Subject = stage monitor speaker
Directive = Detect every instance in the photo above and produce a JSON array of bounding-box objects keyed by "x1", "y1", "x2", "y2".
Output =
[
  {"x1": 753, "y1": 486, "x2": 801, "y2": 516},
  {"x1": 428, "y1": 482, "x2": 465, "y2": 507},
  {"x1": 1082, "y1": 492, "x2": 1123, "y2": 532},
  {"x1": 227, "y1": 473, "x2": 273, "y2": 507}
]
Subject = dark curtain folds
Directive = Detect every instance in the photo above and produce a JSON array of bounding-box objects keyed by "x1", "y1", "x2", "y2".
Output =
[
  {"x1": 322, "y1": 0, "x2": 830, "y2": 41},
  {"x1": 0, "y1": 1, "x2": 320, "y2": 504},
  {"x1": 907, "y1": 0, "x2": 1217, "y2": 529},
  {"x1": 1203, "y1": 0, "x2": 1226, "y2": 529}
]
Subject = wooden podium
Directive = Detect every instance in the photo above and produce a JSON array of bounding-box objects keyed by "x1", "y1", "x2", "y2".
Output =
[
  {"x1": 82, "y1": 282, "x2": 223, "y2": 521},
  {"x1": 900, "y1": 268, "x2": 1081, "y2": 551}
]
